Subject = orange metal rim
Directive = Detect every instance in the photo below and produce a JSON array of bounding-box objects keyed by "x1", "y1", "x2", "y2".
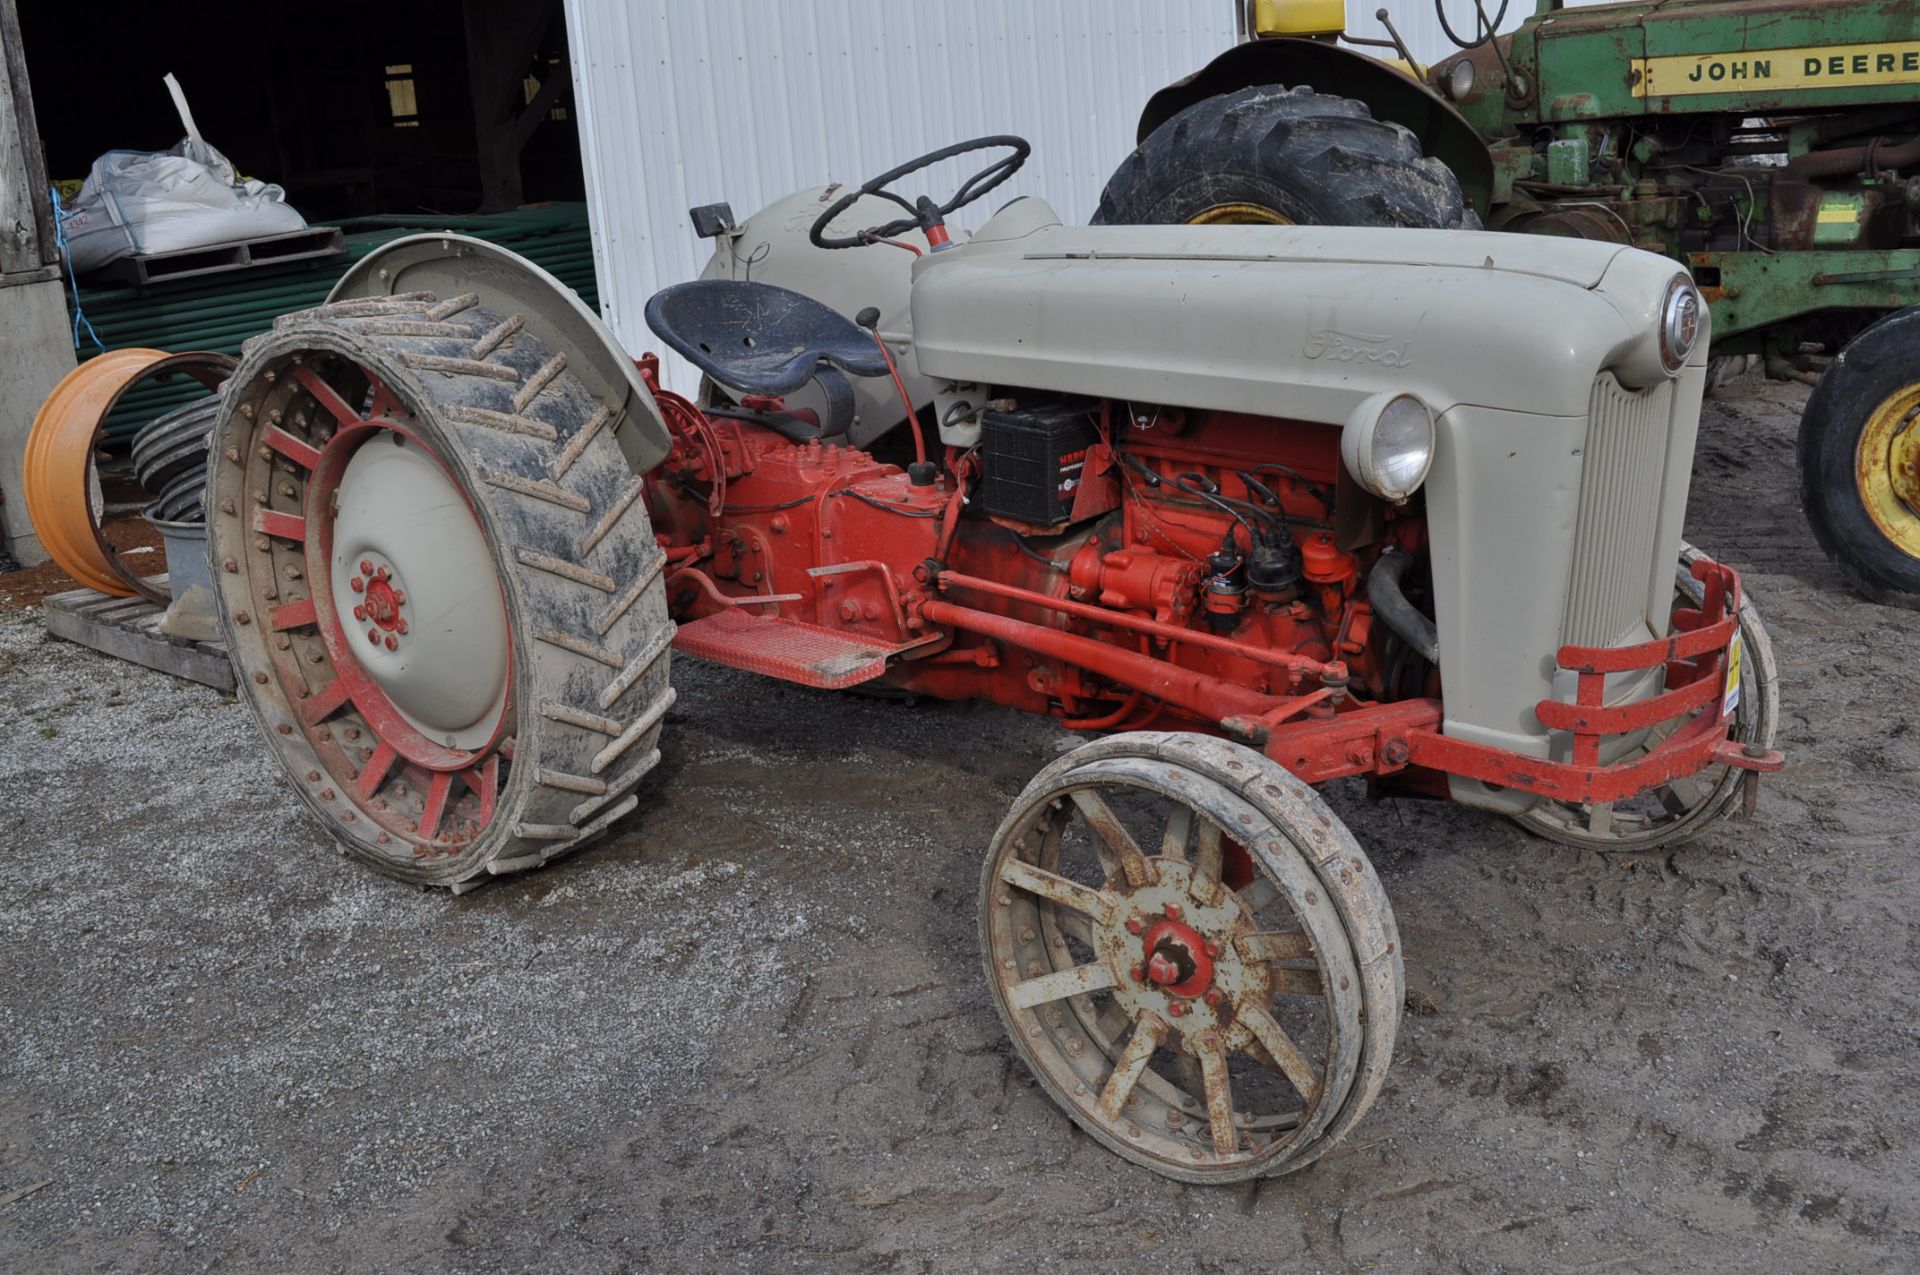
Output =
[
  {"x1": 24, "y1": 349, "x2": 234, "y2": 602},
  {"x1": 24, "y1": 349, "x2": 171, "y2": 597}
]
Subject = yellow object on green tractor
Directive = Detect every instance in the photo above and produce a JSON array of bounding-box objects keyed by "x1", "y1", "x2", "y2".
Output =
[
  {"x1": 1249, "y1": 0, "x2": 1424, "y2": 77},
  {"x1": 1251, "y1": 0, "x2": 1348, "y2": 39}
]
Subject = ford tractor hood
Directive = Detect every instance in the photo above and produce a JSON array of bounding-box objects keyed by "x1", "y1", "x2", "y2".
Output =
[{"x1": 908, "y1": 201, "x2": 1685, "y2": 423}]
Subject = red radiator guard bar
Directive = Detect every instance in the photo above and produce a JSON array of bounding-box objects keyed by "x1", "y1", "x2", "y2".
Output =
[{"x1": 1299, "y1": 556, "x2": 1784, "y2": 803}]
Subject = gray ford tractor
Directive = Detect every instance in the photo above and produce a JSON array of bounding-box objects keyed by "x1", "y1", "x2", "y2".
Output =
[{"x1": 210, "y1": 135, "x2": 1783, "y2": 1182}]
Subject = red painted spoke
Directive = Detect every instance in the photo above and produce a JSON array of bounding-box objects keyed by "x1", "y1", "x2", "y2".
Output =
[
  {"x1": 461, "y1": 755, "x2": 500, "y2": 827},
  {"x1": 418, "y1": 771, "x2": 454, "y2": 841},
  {"x1": 293, "y1": 364, "x2": 362, "y2": 429},
  {"x1": 299, "y1": 677, "x2": 354, "y2": 725},
  {"x1": 267, "y1": 599, "x2": 317, "y2": 631},
  {"x1": 354, "y1": 740, "x2": 398, "y2": 802},
  {"x1": 262, "y1": 425, "x2": 323, "y2": 470},
  {"x1": 367, "y1": 376, "x2": 405, "y2": 421},
  {"x1": 253, "y1": 508, "x2": 306, "y2": 542}
]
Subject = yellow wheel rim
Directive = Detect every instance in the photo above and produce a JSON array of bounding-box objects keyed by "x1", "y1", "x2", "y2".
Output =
[
  {"x1": 1856, "y1": 382, "x2": 1920, "y2": 557},
  {"x1": 1186, "y1": 203, "x2": 1293, "y2": 225}
]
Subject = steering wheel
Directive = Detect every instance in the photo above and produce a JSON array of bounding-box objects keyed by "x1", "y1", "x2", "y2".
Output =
[{"x1": 809, "y1": 135, "x2": 1031, "y2": 250}]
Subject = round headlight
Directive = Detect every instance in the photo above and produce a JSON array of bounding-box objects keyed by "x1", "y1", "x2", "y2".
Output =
[
  {"x1": 1445, "y1": 58, "x2": 1476, "y2": 101},
  {"x1": 1659, "y1": 275, "x2": 1703, "y2": 372},
  {"x1": 1341, "y1": 392, "x2": 1435, "y2": 502}
]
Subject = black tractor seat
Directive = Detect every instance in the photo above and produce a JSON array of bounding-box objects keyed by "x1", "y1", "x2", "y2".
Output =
[{"x1": 643, "y1": 280, "x2": 892, "y2": 397}]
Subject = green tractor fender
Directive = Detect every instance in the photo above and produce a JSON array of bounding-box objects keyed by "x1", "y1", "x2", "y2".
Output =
[{"x1": 1137, "y1": 39, "x2": 1496, "y2": 218}]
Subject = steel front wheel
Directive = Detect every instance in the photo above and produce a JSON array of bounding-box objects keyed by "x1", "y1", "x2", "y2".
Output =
[
  {"x1": 982, "y1": 732, "x2": 1402, "y2": 1183},
  {"x1": 1510, "y1": 544, "x2": 1780, "y2": 853},
  {"x1": 209, "y1": 292, "x2": 674, "y2": 889}
]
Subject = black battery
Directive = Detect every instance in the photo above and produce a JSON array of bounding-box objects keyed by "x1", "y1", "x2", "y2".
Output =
[{"x1": 978, "y1": 399, "x2": 1099, "y2": 525}]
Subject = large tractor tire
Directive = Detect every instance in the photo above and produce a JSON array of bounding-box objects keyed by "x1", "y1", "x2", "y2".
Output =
[
  {"x1": 1093, "y1": 85, "x2": 1475, "y2": 230},
  {"x1": 209, "y1": 290, "x2": 674, "y2": 890},
  {"x1": 1799, "y1": 305, "x2": 1920, "y2": 608}
]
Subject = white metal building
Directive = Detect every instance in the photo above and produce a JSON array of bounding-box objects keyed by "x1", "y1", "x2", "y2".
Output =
[{"x1": 562, "y1": 0, "x2": 1526, "y2": 391}]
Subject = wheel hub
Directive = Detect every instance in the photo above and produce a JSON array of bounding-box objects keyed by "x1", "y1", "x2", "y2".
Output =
[
  {"x1": 349, "y1": 556, "x2": 412, "y2": 647},
  {"x1": 1856, "y1": 386, "x2": 1920, "y2": 556},
  {"x1": 1139, "y1": 914, "x2": 1213, "y2": 997},
  {"x1": 1096, "y1": 861, "x2": 1259, "y2": 1040},
  {"x1": 1889, "y1": 412, "x2": 1920, "y2": 514},
  {"x1": 319, "y1": 428, "x2": 512, "y2": 755}
]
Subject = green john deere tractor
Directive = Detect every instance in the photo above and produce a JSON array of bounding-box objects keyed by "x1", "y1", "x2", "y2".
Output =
[{"x1": 1098, "y1": 0, "x2": 1920, "y2": 606}]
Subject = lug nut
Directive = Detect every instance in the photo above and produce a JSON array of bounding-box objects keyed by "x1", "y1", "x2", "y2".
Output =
[
  {"x1": 376, "y1": 566, "x2": 390, "y2": 581},
  {"x1": 1126, "y1": 916, "x2": 1145, "y2": 935},
  {"x1": 350, "y1": 577, "x2": 364, "y2": 593},
  {"x1": 1164, "y1": 904, "x2": 1183, "y2": 922},
  {"x1": 1204, "y1": 941, "x2": 1221, "y2": 958},
  {"x1": 1129, "y1": 965, "x2": 1145, "y2": 982},
  {"x1": 384, "y1": 635, "x2": 398, "y2": 651},
  {"x1": 395, "y1": 619, "x2": 408, "y2": 635},
  {"x1": 367, "y1": 628, "x2": 381, "y2": 644},
  {"x1": 1205, "y1": 988, "x2": 1226, "y2": 1008},
  {"x1": 391, "y1": 590, "x2": 406, "y2": 605},
  {"x1": 1167, "y1": 1002, "x2": 1187, "y2": 1017},
  {"x1": 353, "y1": 605, "x2": 367, "y2": 621}
]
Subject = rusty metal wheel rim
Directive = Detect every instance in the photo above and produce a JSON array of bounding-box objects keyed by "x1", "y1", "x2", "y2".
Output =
[
  {"x1": 221, "y1": 349, "x2": 514, "y2": 859},
  {"x1": 984, "y1": 755, "x2": 1364, "y2": 1181}
]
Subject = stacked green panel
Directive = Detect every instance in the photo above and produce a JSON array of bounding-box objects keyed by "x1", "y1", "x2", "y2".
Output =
[{"x1": 64, "y1": 204, "x2": 601, "y2": 447}]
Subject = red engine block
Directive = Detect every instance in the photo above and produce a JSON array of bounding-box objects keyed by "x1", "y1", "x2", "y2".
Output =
[{"x1": 638, "y1": 365, "x2": 1776, "y2": 806}]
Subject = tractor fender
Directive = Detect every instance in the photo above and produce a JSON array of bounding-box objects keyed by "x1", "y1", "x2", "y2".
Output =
[
  {"x1": 1138, "y1": 40, "x2": 1495, "y2": 217},
  {"x1": 331, "y1": 233, "x2": 675, "y2": 474}
]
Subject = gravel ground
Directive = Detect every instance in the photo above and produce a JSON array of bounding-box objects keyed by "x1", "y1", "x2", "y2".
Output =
[{"x1": 2, "y1": 377, "x2": 1917, "y2": 1273}]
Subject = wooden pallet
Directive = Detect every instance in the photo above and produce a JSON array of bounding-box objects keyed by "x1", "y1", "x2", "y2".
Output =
[
  {"x1": 43, "y1": 585, "x2": 235, "y2": 693},
  {"x1": 93, "y1": 225, "x2": 346, "y2": 287}
]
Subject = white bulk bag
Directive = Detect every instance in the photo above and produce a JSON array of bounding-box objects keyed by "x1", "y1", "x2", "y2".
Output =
[{"x1": 60, "y1": 74, "x2": 308, "y2": 275}]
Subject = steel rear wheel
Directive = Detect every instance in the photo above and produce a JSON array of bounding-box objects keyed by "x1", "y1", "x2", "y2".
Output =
[
  {"x1": 210, "y1": 291, "x2": 675, "y2": 889},
  {"x1": 983, "y1": 733, "x2": 1402, "y2": 1183},
  {"x1": 1511, "y1": 543, "x2": 1780, "y2": 853}
]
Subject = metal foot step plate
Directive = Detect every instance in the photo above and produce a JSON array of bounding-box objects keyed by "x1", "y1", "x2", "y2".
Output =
[{"x1": 672, "y1": 609, "x2": 935, "y2": 689}]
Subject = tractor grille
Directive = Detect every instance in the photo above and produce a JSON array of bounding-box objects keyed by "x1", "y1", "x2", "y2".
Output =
[{"x1": 1562, "y1": 374, "x2": 1674, "y2": 648}]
